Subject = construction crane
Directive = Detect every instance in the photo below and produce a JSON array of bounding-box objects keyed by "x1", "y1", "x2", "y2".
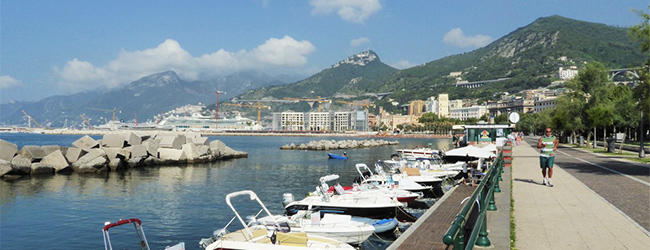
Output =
[
  {"x1": 215, "y1": 90, "x2": 226, "y2": 129},
  {"x1": 90, "y1": 107, "x2": 120, "y2": 130},
  {"x1": 222, "y1": 102, "x2": 271, "y2": 126},
  {"x1": 284, "y1": 96, "x2": 331, "y2": 112},
  {"x1": 21, "y1": 110, "x2": 42, "y2": 128},
  {"x1": 79, "y1": 114, "x2": 93, "y2": 130},
  {"x1": 336, "y1": 100, "x2": 375, "y2": 112}
]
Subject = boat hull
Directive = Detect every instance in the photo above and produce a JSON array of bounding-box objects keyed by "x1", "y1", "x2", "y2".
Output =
[{"x1": 327, "y1": 153, "x2": 348, "y2": 160}]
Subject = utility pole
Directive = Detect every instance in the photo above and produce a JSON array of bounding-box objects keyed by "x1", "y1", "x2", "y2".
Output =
[{"x1": 215, "y1": 91, "x2": 226, "y2": 131}]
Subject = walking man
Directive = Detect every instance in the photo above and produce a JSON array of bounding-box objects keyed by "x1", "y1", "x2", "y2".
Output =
[{"x1": 537, "y1": 127, "x2": 558, "y2": 187}]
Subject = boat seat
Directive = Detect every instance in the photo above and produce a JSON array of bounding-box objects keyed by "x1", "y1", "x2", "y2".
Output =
[
  {"x1": 223, "y1": 228, "x2": 271, "y2": 244},
  {"x1": 277, "y1": 232, "x2": 308, "y2": 247},
  {"x1": 403, "y1": 168, "x2": 421, "y2": 176}
]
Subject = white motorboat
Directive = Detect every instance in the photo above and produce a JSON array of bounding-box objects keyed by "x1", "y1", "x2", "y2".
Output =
[
  {"x1": 396, "y1": 146, "x2": 439, "y2": 158},
  {"x1": 199, "y1": 190, "x2": 354, "y2": 250},
  {"x1": 249, "y1": 210, "x2": 375, "y2": 245},
  {"x1": 283, "y1": 175, "x2": 418, "y2": 222},
  {"x1": 353, "y1": 163, "x2": 430, "y2": 198},
  {"x1": 102, "y1": 218, "x2": 185, "y2": 250}
]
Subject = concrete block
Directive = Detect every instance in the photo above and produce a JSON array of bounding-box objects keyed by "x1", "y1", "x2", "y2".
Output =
[
  {"x1": 19, "y1": 145, "x2": 47, "y2": 162},
  {"x1": 41, "y1": 145, "x2": 64, "y2": 156},
  {"x1": 10, "y1": 155, "x2": 32, "y2": 174},
  {"x1": 73, "y1": 135, "x2": 99, "y2": 150},
  {"x1": 184, "y1": 132, "x2": 201, "y2": 143},
  {"x1": 76, "y1": 156, "x2": 108, "y2": 173},
  {"x1": 160, "y1": 135, "x2": 182, "y2": 149},
  {"x1": 30, "y1": 162, "x2": 54, "y2": 175},
  {"x1": 181, "y1": 143, "x2": 200, "y2": 160},
  {"x1": 102, "y1": 148, "x2": 129, "y2": 161},
  {"x1": 72, "y1": 149, "x2": 107, "y2": 169},
  {"x1": 102, "y1": 134, "x2": 125, "y2": 148},
  {"x1": 209, "y1": 140, "x2": 227, "y2": 155},
  {"x1": 0, "y1": 139, "x2": 19, "y2": 162},
  {"x1": 126, "y1": 145, "x2": 148, "y2": 158},
  {"x1": 196, "y1": 145, "x2": 210, "y2": 156},
  {"x1": 108, "y1": 158, "x2": 125, "y2": 171},
  {"x1": 121, "y1": 131, "x2": 142, "y2": 146},
  {"x1": 191, "y1": 137, "x2": 209, "y2": 145},
  {"x1": 157, "y1": 148, "x2": 187, "y2": 161},
  {"x1": 65, "y1": 147, "x2": 86, "y2": 163},
  {"x1": 141, "y1": 140, "x2": 159, "y2": 156},
  {"x1": 0, "y1": 160, "x2": 11, "y2": 177},
  {"x1": 40, "y1": 150, "x2": 71, "y2": 173}
]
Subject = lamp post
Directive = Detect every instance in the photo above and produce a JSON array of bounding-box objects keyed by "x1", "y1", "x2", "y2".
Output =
[{"x1": 640, "y1": 109, "x2": 645, "y2": 158}]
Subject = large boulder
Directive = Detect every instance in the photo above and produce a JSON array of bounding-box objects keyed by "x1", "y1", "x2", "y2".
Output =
[
  {"x1": 102, "y1": 134, "x2": 125, "y2": 148},
  {"x1": 0, "y1": 139, "x2": 19, "y2": 162},
  {"x1": 73, "y1": 135, "x2": 100, "y2": 150},
  {"x1": 19, "y1": 145, "x2": 47, "y2": 162},
  {"x1": 10, "y1": 155, "x2": 32, "y2": 174},
  {"x1": 102, "y1": 148, "x2": 130, "y2": 161},
  {"x1": 40, "y1": 150, "x2": 71, "y2": 173},
  {"x1": 108, "y1": 158, "x2": 125, "y2": 171},
  {"x1": 190, "y1": 136, "x2": 209, "y2": 145},
  {"x1": 209, "y1": 140, "x2": 227, "y2": 155}
]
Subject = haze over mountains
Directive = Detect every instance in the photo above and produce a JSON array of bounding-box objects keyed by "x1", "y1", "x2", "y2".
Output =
[{"x1": 1, "y1": 15, "x2": 644, "y2": 128}]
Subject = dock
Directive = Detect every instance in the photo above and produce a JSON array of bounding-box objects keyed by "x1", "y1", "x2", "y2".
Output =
[{"x1": 389, "y1": 184, "x2": 477, "y2": 250}]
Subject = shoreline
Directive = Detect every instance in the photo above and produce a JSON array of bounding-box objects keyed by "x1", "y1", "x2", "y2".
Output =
[{"x1": 3, "y1": 128, "x2": 452, "y2": 139}]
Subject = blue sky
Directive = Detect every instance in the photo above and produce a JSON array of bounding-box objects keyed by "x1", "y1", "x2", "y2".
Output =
[{"x1": 1, "y1": 0, "x2": 647, "y2": 103}]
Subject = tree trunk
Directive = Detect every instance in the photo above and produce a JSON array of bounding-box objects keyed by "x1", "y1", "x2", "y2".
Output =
[{"x1": 586, "y1": 132, "x2": 593, "y2": 148}]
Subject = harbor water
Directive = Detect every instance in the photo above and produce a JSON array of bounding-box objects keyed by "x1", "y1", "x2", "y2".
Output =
[{"x1": 0, "y1": 133, "x2": 452, "y2": 250}]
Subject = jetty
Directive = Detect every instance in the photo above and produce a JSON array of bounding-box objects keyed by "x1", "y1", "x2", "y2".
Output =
[
  {"x1": 0, "y1": 131, "x2": 247, "y2": 178},
  {"x1": 280, "y1": 139, "x2": 398, "y2": 150}
]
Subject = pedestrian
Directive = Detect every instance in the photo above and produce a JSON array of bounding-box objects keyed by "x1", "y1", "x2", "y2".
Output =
[{"x1": 537, "y1": 127, "x2": 558, "y2": 187}]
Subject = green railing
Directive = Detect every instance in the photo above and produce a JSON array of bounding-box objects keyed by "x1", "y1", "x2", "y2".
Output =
[{"x1": 442, "y1": 151, "x2": 504, "y2": 249}]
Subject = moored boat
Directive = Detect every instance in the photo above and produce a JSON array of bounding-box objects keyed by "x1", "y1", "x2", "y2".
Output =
[
  {"x1": 200, "y1": 190, "x2": 354, "y2": 250},
  {"x1": 327, "y1": 152, "x2": 348, "y2": 160}
]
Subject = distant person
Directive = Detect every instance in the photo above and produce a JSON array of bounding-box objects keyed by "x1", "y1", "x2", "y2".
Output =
[
  {"x1": 342, "y1": 152, "x2": 347, "y2": 157},
  {"x1": 537, "y1": 127, "x2": 558, "y2": 187},
  {"x1": 461, "y1": 161, "x2": 470, "y2": 185}
]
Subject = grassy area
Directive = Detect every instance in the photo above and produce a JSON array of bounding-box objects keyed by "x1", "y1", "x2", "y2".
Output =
[{"x1": 571, "y1": 145, "x2": 650, "y2": 164}]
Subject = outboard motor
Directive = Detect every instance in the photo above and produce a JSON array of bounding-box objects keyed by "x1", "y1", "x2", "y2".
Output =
[{"x1": 282, "y1": 193, "x2": 295, "y2": 207}]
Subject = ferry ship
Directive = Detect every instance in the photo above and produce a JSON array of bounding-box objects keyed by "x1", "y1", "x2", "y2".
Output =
[{"x1": 158, "y1": 113, "x2": 261, "y2": 131}]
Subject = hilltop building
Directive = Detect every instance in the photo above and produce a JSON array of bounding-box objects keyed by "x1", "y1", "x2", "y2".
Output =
[{"x1": 559, "y1": 67, "x2": 579, "y2": 80}]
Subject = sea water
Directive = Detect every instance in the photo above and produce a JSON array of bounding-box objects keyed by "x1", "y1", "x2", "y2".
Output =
[{"x1": 0, "y1": 133, "x2": 452, "y2": 250}]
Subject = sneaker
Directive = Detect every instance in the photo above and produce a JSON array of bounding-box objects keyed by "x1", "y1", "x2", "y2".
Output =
[
  {"x1": 542, "y1": 179, "x2": 547, "y2": 185},
  {"x1": 547, "y1": 180, "x2": 553, "y2": 187}
]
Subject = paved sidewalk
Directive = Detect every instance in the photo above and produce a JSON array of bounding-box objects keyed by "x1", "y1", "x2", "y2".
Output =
[{"x1": 512, "y1": 140, "x2": 649, "y2": 249}]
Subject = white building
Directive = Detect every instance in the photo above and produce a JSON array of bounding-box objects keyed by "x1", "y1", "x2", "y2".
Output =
[
  {"x1": 438, "y1": 94, "x2": 450, "y2": 118},
  {"x1": 559, "y1": 67, "x2": 579, "y2": 80},
  {"x1": 450, "y1": 105, "x2": 489, "y2": 120},
  {"x1": 307, "y1": 112, "x2": 330, "y2": 131}
]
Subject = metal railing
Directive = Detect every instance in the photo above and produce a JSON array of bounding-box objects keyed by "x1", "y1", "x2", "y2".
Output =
[{"x1": 442, "y1": 151, "x2": 504, "y2": 249}]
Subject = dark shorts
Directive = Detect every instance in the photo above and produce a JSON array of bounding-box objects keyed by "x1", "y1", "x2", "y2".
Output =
[{"x1": 540, "y1": 156, "x2": 555, "y2": 169}]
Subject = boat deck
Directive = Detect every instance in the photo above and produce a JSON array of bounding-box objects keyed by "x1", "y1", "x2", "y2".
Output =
[{"x1": 390, "y1": 184, "x2": 477, "y2": 250}]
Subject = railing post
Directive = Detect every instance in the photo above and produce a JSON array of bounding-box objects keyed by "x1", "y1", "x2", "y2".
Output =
[
  {"x1": 488, "y1": 186, "x2": 497, "y2": 211},
  {"x1": 476, "y1": 211, "x2": 491, "y2": 247}
]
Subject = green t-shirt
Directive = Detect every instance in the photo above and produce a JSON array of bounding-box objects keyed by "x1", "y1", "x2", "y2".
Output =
[{"x1": 540, "y1": 135, "x2": 556, "y2": 157}]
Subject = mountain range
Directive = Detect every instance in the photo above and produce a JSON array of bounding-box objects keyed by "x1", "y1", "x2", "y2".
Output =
[{"x1": 1, "y1": 15, "x2": 645, "y2": 128}]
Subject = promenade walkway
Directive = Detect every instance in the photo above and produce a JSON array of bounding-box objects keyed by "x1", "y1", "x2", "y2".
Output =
[{"x1": 511, "y1": 140, "x2": 649, "y2": 249}]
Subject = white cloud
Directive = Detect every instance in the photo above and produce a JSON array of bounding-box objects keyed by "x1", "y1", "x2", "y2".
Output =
[
  {"x1": 54, "y1": 36, "x2": 315, "y2": 92},
  {"x1": 350, "y1": 37, "x2": 370, "y2": 47},
  {"x1": 443, "y1": 28, "x2": 493, "y2": 48},
  {"x1": 310, "y1": 0, "x2": 382, "y2": 24},
  {"x1": 389, "y1": 60, "x2": 417, "y2": 70},
  {"x1": 0, "y1": 75, "x2": 23, "y2": 89}
]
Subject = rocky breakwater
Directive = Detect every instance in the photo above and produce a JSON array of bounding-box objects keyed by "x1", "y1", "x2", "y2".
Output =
[
  {"x1": 279, "y1": 139, "x2": 398, "y2": 150},
  {"x1": 0, "y1": 131, "x2": 247, "y2": 178}
]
